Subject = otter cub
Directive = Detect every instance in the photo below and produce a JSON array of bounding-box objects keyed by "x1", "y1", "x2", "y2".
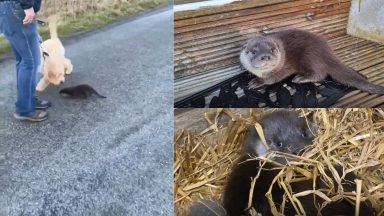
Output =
[
  {"x1": 240, "y1": 29, "x2": 384, "y2": 94},
  {"x1": 223, "y1": 111, "x2": 374, "y2": 216},
  {"x1": 189, "y1": 111, "x2": 314, "y2": 216},
  {"x1": 59, "y1": 84, "x2": 106, "y2": 99},
  {"x1": 189, "y1": 111, "x2": 374, "y2": 216},
  {"x1": 241, "y1": 110, "x2": 315, "y2": 161}
]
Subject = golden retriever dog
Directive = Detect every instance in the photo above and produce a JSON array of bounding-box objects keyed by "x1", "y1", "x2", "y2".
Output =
[{"x1": 36, "y1": 16, "x2": 73, "y2": 92}]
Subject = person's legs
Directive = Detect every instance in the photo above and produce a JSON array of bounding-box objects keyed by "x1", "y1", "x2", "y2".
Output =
[
  {"x1": 9, "y1": 35, "x2": 22, "y2": 95},
  {"x1": 9, "y1": 38, "x2": 50, "y2": 111},
  {"x1": 0, "y1": 2, "x2": 47, "y2": 121}
]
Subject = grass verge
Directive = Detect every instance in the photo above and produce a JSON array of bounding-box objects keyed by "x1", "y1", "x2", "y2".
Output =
[{"x1": 0, "y1": 0, "x2": 169, "y2": 55}]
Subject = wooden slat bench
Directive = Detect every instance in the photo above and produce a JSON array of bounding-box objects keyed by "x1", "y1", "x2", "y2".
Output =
[{"x1": 174, "y1": 0, "x2": 384, "y2": 107}]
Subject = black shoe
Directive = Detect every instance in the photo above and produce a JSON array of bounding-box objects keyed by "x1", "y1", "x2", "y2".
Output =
[
  {"x1": 35, "y1": 97, "x2": 52, "y2": 109},
  {"x1": 14, "y1": 110, "x2": 48, "y2": 122}
]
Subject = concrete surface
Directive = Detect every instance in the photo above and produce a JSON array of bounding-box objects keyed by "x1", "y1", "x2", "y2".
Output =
[
  {"x1": 347, "y1": 0, "x2": 384, "y2": 44},
  {"x1": 0, "y1": 6, "x2": 173, "y2": 216}
]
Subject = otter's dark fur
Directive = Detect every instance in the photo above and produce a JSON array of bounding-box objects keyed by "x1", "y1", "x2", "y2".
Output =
[
  {"x1": 240, "y1": 29, "x2": 384, "y2": 95},
  {"x1": 223, "y1": 155, "x2": 375, "y2": 216},
  {"x1": 223, "y1": 111, "x2": 374, "y2": 216},
  {"x1": 59, "y1": 84, "x2": 106, "y2": 99}
]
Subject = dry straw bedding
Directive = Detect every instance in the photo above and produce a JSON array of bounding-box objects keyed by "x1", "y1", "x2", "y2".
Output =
[{"x1": 174, "y1": 108, "x2": 384, "y2": 216}]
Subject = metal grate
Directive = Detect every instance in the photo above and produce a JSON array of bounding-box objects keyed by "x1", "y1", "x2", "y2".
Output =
[{"x1": 174, "y1": 72, "x2": 354, "y2": 108}]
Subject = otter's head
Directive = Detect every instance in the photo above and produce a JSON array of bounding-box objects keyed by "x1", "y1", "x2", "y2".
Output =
[
  {"x1": 240, "y1": 37, "x2": 282, "y2": 77},
  {"x1": 243, "y1": 111, "x2": 316, "y2": 162}
]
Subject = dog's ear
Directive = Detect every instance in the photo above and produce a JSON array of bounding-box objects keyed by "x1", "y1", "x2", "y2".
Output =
[{"x1": 42, "y1": 52, "x2": 49, "y2": 59}]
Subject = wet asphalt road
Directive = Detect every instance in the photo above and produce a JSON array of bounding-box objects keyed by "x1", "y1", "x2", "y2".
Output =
[{"x1": 0, "y1": 6, "x2": 173, "y2": 216}]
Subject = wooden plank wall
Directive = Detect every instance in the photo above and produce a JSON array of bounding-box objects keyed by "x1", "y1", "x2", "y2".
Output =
[{"x1": 174, "y1": 0, "x2": 205, "y2": 5}]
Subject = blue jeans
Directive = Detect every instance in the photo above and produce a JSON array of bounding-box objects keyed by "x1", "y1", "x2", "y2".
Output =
[{"x1": 0, "y1": 1, "x2": 40, "y2": 116}]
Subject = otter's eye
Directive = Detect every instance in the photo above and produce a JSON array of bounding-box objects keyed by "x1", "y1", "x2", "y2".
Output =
[
  {"x1": 245, "y1": 50, "x2": 249, "y2": 54},
  {"x1": 251, "y1": 49, "x2": 256, "y2": 55},
  {"x1": 276, "y1": 141, "x2": 283, "y2": 147},
  {"x1": 271, "y1": 48, "x2": 277, "y2": 53}
]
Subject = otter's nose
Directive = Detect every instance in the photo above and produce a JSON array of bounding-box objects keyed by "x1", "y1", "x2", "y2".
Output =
[
  {"x1": 60, "y1": 81, "x2": 64, "y2": 84},
  {"x1": 260, "y1": 55, "x2": 272, "y2": 61}
]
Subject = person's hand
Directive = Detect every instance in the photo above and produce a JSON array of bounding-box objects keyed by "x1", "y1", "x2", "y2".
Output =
[{"x1": 23, "y1": 7, "x2": 35, "y2": 25}]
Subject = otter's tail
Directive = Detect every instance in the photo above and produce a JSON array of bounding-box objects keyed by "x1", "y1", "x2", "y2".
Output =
[
  {"x1": 47, "y1": 15, "x2": 59, "y2": 38},
  {"x1": 332, "y1": 67, "x2": 384, "y2": 95},
  {"x1": 91, "y1": 89, "x2": 107, "y2": 98},
  {"x1": 188, "y1": 200, "x2": 226, "y2": 216}
]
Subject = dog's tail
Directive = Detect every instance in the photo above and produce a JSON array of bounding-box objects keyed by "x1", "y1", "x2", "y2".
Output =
[{"x1": 47, "y1": 15, "x2": 59, "y2": 38}]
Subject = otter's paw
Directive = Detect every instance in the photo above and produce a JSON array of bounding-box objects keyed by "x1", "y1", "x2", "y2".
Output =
[{"x1": 248, "y1": 78, "x2": 264, "y2": 89}]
